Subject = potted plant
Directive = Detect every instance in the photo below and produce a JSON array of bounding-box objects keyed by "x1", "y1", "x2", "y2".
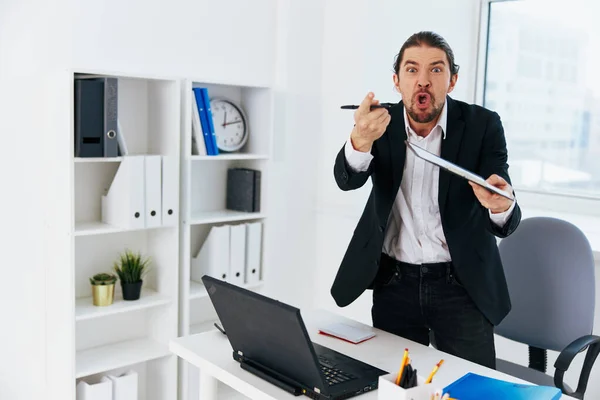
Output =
[
  {"x1": 113, "y1": 249, "x2": 150, "y2": 301},
  {"x1": 89, "y1": 273, "x2": 117, "y2": 306}
]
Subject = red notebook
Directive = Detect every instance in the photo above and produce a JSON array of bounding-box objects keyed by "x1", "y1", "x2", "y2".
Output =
[{"x1": 318, "y1": 322, "x2": 376, "y2": 344}]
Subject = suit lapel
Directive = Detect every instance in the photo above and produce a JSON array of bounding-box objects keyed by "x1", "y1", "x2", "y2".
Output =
[
  {"x1": 438, "y1": 97, "x2": 465, "y2": 215},
  {"x1": 388, "y1": 102, "x2": 407, "y2": 190}
]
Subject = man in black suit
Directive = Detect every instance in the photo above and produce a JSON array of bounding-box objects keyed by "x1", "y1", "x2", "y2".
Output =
[{"x1": 331, "y1": 31, "x2": 521, "y2": 369}]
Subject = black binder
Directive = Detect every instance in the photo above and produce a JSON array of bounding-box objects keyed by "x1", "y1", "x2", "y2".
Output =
[
  {"x1": 74, "y1": 77, "x2": 119, "y2": 157},
  {"x1": 226, "y1": 168, "x2": 261, "y2": 212}
]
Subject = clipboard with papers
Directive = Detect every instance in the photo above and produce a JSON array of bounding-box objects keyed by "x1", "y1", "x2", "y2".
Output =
[{"x1": 405, "y1": 140, "x2": 515, "y2": 202}]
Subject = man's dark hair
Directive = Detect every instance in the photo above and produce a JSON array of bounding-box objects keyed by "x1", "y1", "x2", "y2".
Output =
[{"x1": 393, "y1": 31, "x2": 460, "y2": 76}]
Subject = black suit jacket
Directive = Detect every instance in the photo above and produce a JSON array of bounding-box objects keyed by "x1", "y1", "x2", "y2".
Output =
[{"x1": 331, "y1": 96, "x2": 521, "y2": 326}]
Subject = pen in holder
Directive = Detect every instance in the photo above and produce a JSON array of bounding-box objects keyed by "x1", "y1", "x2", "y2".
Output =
[
  {"x1": 378, "y1": 373, "x2": 437, "y2": 400},
  {"x1": 378, "y1": 351, "x2": 447, "y2": 400}
]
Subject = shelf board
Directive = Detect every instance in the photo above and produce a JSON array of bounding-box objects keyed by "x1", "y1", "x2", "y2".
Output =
[
  {"x1": 190, "y1": 154, "x2": 269, "y2": 161},
  {"x1": 74, "y1": 157, "x2": 123, "y2": 163},
  {"x1": 74, "y1": 221, "x2": 168, "y2": 236},
  {"x1": 76, "y1": 338, "x2": 169, "y2": 378},
  {"x1": 189, "y1": 210, "x2": 266, "y2": 225},
  {"x1": 75, "y1": 289, "x2": 171, "y2": 322},
  {"x1": 189, "y1": 280, "x2": 263, "y2": 301}
]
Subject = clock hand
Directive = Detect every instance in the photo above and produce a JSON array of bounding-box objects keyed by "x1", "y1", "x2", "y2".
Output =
[
  {"x1": 222, "y1": 111, "x2": 227, "y2": 127},
  {"x1": 223, "y1": 120, "x2": 243, "y2": 126}
]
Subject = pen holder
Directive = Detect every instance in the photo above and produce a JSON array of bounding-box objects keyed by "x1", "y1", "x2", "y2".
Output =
[{"x1": 377, "y1": 373, "x2": 438, "y2": 400}]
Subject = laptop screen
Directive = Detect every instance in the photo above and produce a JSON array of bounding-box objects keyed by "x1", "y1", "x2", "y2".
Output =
[{"x1": 202, "y1": 276, "x2": 326, "y2": 390}]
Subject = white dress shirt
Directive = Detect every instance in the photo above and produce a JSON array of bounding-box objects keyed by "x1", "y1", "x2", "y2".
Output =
[{"x1": 344, "y1": 101, "x2": 516, "y2": 264}]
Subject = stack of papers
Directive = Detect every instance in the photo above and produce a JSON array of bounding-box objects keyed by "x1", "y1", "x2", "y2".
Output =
[
  {"x1": 318, "y1": 322, "x2": 376, "y2": 344},
  {"x1": 443, "y1": 373, "x2": 562, "y2": 400}
]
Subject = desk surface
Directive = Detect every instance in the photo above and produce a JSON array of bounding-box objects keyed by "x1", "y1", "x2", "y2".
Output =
[{"x1": 170, "y1": 308, "x2": 574, "y2": 399}]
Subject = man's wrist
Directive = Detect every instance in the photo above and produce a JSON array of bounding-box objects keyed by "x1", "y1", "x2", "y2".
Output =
[
  {"x1": 350, "y1": 132, "x2": 373, "y2": 153},
  {"x1": 490, "y1": 204, "x2": 511, "y2": 214}
]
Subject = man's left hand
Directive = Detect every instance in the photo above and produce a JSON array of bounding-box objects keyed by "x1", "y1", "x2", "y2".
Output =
[{"x1": 469, "y1": 174, "x2": 513, "y2": 214}]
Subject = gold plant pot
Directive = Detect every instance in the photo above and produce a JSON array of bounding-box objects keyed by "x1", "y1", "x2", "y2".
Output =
[{"x1": 92, "y1": 284, "x2": 115, "y2": 306}]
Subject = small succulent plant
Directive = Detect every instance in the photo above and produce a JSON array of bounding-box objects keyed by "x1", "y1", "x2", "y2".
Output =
[{"x1": 89, "y1": 273, "x2": 117, "y2": 286}]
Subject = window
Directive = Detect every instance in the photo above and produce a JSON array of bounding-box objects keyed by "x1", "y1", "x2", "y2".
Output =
[{"x1": 480, "y1": 0, "x2": 600, "y2": 198}]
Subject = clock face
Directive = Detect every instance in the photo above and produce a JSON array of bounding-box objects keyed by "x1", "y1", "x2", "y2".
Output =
[{"x1": 210, "y1": 98, "x2": 248, "y2": 152}]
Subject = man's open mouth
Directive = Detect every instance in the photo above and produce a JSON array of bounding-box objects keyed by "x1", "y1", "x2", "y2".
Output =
[{"x1": 416, "y1": 93, "x2": 431, "y2": 109}]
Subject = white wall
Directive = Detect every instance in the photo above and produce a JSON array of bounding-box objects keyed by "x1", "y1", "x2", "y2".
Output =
[
  {"x1": 71, "y1": 0, "x2": 276, "y2": 87},
  {"x1": 262, "y1": 0, "x2": 323, "y2": 308},
  {"x1": 0, "y1": 0, "x2": 73, "y2": 399}
]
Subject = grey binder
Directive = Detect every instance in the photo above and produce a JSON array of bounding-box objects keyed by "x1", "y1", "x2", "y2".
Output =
[{"x1": 102, "y1": 78, "x2": 119, "y2": 157}]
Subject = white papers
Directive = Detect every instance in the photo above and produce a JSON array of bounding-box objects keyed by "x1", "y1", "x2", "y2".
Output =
[
  {"x1": 318, "y1": 322, "x2": 376, "y2": 344},
  {"x1": 405, "y1": 140, "x2": 515, "y2": 201},
  {"x1": 76, "y1": 377, "x2": 112, "y2": 400},
  {"x1": 107, "y1": 370, "x2": 138, "y2": 400}
]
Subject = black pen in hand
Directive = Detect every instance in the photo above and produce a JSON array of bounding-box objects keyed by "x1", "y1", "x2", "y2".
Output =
[{"x1": 340, "y1": 102, "x2": 395, "y2": 110}]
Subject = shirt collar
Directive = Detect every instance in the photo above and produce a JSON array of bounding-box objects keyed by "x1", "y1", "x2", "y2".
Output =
[{"x1": 403, "y1": 98, "x2": 448, "y2": 139}]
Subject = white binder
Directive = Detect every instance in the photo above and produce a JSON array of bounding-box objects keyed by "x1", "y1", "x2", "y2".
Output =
[
  {"x1": 101, "y1": 155, "x2": 145, "y2": 229},
  {"x1": 144, "y1": 155, "x2": 162, "y2": 228},
  {"x1": 191, "y1": 225, "x2": 230, "y2": 282},
  {"x1": 76, "y1": 377, "x2": 112, "y2": 400},
  {"x1": 107, "y1": 370, "x2": 138, "y2": 400},
  {"x1": 245, "y1": 222, "x2": 263, "y2": 284},
  {"x1": 229, "y1": 224, "x2": 246, "y2": 286},
  {"x1": 161, "y1": 155, "x2": 179, "y2": 226}
]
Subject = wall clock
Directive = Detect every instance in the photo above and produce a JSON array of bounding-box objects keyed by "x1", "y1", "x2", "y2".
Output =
[{"x1": 210, "y1": 97, "x2": 249, "y2": 152}]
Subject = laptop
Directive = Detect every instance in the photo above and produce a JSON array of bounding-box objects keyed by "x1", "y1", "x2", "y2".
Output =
[{"x1": 201, "y1": 275, "x2": 388, "y2": 399}]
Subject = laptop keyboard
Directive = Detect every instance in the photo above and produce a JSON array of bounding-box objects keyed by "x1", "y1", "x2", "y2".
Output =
[{"x1": 318, "y1": 356, "x2": 357, "y2": 386}]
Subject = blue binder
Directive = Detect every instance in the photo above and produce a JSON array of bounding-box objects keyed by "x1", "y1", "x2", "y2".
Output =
[
  {"x1": 443, "y1": 373, "x2": 562, "y2": 400},
  {"x1": 200, "y1": 88, "x2": 219, "y2": 155},
  {"x1": 192, "y1": 88, "x2": 214, "y2": 155}
]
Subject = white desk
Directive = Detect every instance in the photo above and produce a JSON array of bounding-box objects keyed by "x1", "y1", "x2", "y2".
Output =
[{"x1": 170, "y1": 309, "x2": 575, "y2": 399}]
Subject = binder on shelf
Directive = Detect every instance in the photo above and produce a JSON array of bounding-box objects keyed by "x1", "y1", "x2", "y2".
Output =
[
  {"x1": 191, "y1": 225, "x2": 230, "y2": 283},
  {"x1": 200, "y1": 87, "x2": 219, "y2": 155},
  {"x1": 116, "y1": 120, "x2": 129, "y2": 156},
  {"x1": 74, "y1": 77, "x2": 119, "y2": 158},
  {"x1": 229, "y1": 224, "x2": 246, "y2": 286},
  {"x1": 144, "y1": 155, "x2": 162, "y2": 228},
  {"x1": 245, "y1": 222, "x2": 262, "y2": 284},
  {"x1": 192, "y1": 88, "x2": 215, "y2": 155},
  {"x1": 191, "y1": 94, "x2": 207, "y2": 156},
  {"x1": 101, "y1": 77, "x2": 119, "y2": 157},
  {"x1": 226, "y1": 168, "x2": 261, "y2": 212},
  {"x1": 101, "y1": 155, "x2": 146, "y2": 229},
  {"x1": 76, "y1": 376, "x2": 112, "y2": 400},
  {"x1": 161, "y1": 155, "x2": 179, "y2": 226},
  {"x1": 74, "y1": 79, "x2": 104, "y2": 157},
  {"x1": 107, "y1": 370, "x2": 138, "y2": 400}
]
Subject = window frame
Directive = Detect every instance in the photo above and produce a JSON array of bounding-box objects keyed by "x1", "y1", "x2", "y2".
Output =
[{"x1": 474, "y1": 0, "x2": 600, "y2": 218}]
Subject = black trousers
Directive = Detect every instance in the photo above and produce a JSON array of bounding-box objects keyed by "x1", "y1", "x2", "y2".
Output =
[{"x1": 372, "y1": 253, "x2": 496, "y2": 369}]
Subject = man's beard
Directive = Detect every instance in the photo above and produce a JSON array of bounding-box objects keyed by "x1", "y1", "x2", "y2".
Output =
[{"x1": 407, "y1": 96, "x2": 443, "y2": 123}]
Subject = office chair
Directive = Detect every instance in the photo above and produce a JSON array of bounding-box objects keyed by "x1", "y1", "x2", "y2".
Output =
[{"x1": 495, "y1": 216, "x2": 600, "y2": 399}]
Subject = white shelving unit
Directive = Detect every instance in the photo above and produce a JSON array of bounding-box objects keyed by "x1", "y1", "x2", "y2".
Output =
[
  {"x1": 179, "y1": 79, "x2": 274, "y2": 400},
  {"x1": 71, "y1": 71, "x2": 181, "y2": 400}
]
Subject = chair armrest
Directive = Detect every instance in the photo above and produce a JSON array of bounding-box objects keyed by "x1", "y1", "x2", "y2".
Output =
[{"x1": 553, "y1": 334, "x2": 600, "y2": 399}]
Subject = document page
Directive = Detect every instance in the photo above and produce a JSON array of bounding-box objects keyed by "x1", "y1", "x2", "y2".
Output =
[{"x1": 406, "y1": 141, "x2": 515, "y2": 201}]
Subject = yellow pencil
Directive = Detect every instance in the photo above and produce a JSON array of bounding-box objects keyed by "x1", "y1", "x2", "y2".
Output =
[
  {"x1": 395, "y1": 348, "x2": 409, "y2": 385},
  {"x1": 425, "y1": 359, "x2": 444, "y2": 384}
]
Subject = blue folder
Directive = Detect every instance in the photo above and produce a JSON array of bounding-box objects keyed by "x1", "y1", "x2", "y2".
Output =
[{"x1": 443, "y1": 373, "x2": 562, "y2": 400}]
